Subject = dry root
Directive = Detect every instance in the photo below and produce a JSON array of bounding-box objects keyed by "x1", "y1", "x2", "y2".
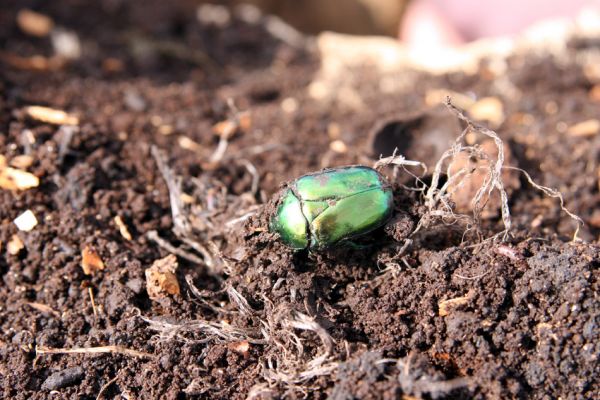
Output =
[{"x1": 383, "y1": 98, "x2": 582, "y2": 245}]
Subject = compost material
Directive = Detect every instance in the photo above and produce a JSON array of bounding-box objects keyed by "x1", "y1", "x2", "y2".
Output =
[{"x1": 0, "y1": 2, "x2": 598, "y2": 399}]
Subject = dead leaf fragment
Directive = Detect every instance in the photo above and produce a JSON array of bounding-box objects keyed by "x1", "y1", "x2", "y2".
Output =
[
  {"x1": 438, "y1": 291, "x2": 473, "y2": 317},
  {"x1": 145, "y1": 254, "x2": 180, "y2": 300},
  {"x1": 566, "y1": 119, "x2": 600, "y2": 137},
  {"x1": 114, "y1": 215, "x2": 133, "y2": 241},
  {"x1": 0, "y1": 166, "x2": 39, "y2": 191},
  {"x1": 13, "y1": 210, "x2": 38, "y2": 232},
  {"x1": 25, "y1": 105, "x2": 79, "y2": 125},
  {"x1": 17, "y1": 9, "x2": 54, "y2": 37},
  {"x1": 81, "y1": 245, "x2": 105, "y2": 275},
  {"x1": 7, "y1": 234, "x2": 24, "y2": 255}
]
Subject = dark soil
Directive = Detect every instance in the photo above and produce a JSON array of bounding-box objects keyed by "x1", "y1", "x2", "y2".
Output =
[{"x1": 1, "y1": 1, "x2": 598, "y2": 399}]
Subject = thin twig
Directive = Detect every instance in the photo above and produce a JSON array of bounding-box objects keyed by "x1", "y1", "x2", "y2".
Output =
[{"x1": 36, "y1": 345, "x2": 155, "y2": 359}]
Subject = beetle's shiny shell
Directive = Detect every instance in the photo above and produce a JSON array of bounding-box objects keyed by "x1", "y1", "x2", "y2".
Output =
[{"x1": 270, "y1": 166, "x2": 393, "y2": 249}]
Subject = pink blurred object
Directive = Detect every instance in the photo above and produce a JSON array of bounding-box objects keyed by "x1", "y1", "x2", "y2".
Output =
[{"x1": 401, "y1": 0, "x2": 598, "y2": 49}]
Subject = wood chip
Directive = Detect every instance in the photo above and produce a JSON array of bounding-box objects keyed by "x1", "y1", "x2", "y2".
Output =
[
  {"x1": 9, "y1": 155, "x2": 34, "y2": 169},
  {"x1": 16, "y1": 9, "x2": 54, "y2": 37},
  {"x1": 566, "y1": 119, "x2": 600, "y2": 137},
  {"x1": 145, "y1": 254, "x2": 180, "y2": 300},
  {"x1": 13, "y1": 210, "x2": 38, "y2": 232},
  {"x1": 468, "y1": 97, "x2": 505, "y2": 127},
  {"x1": 114, "y1": 215, "x2": 132, "y2": 241},
  {"x1": 438, "y1": 291, "x2": 473, "y2": 317},
  {"x1": 81, "y1": 245, "x2": 105, "y2": 275},
  {"x1": 7, "y1": 234, "x2": 25, "y2": 255},
  {"x1": 25, "y1": 105, "x2": 79, "y2": 125},
  {"x1": 0, "y1": 166, "x2": 39, "y2": 191}
]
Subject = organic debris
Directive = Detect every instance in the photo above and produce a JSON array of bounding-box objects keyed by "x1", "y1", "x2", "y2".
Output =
[
  {"x1": 114, "y1": 215, "x2": 133, "y2": 241},
  {"x1": 567, "y1": 119, "x2": 599, "y2": 137},
  {"x1": 0, "y1": 156, "x2": 39, "y2": 190},
  {"x1": 24, "y1": 105, "x2": 79, "y2": 125},
  {"x1": 145, "y1": 254, "x2": 181, "y2": 300},
  {"x1": 80, "y1": 245, "x2": 105, "y2": 275},
  {"x1": 16, "y1": 9, "x2": 54, "y2": 37},
  {"x1": 438, "y1": 292, "x2": 473, "y2": 317}
]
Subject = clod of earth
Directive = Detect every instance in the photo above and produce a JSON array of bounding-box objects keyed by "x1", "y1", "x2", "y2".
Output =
[{"x1": 270, "y1": 166, "x2": 393, "y2": 249}]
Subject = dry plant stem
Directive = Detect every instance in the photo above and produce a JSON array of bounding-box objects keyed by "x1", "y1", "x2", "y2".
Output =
[
  {"x1": 140, "y1": 315, "x2": 266, "y2": 345},
  {"x1": 151, "y1": 146, "x2": 190, "y2": 236},
  {"x1": 152, "y1": 146, "x2": 221, "y2": 273},
  {"x1": 36, "y1": 345, "x2": 155, "y2": 359}
]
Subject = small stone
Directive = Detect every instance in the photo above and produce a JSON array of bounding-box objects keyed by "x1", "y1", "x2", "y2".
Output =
[
  {"x1": 14, "y1": 210, "x2": 38, "y2": 231},
  {"x1": 41, "y1": 367, "x2": 84, "y2": 390}
]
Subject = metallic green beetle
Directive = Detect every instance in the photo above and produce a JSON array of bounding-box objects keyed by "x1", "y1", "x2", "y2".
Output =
[{"x1": 270, "y1": 166, "x2": 393, "y2": 250}]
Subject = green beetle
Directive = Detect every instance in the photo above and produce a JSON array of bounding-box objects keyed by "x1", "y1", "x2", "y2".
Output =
[{"x1": 270, "y1": 166, "x2": 394, "y2": 250}]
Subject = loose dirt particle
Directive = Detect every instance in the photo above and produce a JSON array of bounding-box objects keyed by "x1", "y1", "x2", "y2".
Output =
[
  {"x1": 7, "y1": 234, "x2": 24, "y2": 255},
  {"x1": 145, "y1": 254, "x2": 181, "y2": 300},
  {"x1": 13, "y1": 210, "x2": 38, "y2": 231},
  {"x1": 80, "y1": 245, "x2": 105, "y2": 275},
  {"x1": 24, "y1": 105, "x2": 79, "y2": 125}
]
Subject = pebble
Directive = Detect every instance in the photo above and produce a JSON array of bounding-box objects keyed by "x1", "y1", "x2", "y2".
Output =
[{"x1": 41, "y1": 366, "x2": 84, "y2": 390}]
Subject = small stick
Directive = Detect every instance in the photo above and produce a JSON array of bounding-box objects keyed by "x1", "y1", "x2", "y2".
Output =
[
  {"x1": 88, "y1": 287, "x2": 98, "y2": 318},
  {"x1": 36, "y1": 345, "x2": 155, "y2": 359}
]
